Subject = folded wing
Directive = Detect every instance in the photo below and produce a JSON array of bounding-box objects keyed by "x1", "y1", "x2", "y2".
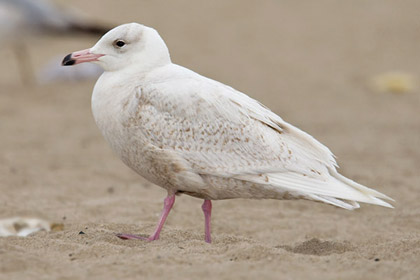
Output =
[{"x1": 131, "y1": 65, "x2": 393, "y2": 209}]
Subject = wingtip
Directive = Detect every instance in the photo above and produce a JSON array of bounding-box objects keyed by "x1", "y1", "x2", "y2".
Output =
[
  {"x1": 370, "y1": 196, "x2": 394, "y2": 208},
  {"x1": 329, "y1": 170, "x2": 395, "y2": 204}
]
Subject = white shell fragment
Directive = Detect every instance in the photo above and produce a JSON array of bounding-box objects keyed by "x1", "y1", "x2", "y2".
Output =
[{"x1": 0, "y1": 217, "x2": 61, "y2": 237}]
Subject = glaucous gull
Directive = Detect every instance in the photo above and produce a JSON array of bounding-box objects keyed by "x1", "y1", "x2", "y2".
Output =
[{"x1": 62, "y1": 23, "x2": 393, "y2": 243}]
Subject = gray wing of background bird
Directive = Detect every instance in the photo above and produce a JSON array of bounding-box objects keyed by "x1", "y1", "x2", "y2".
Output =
[
  {"x1": 0, "y1": 0, "x2": 109, "y2": 38},
  {"x1": 0, "y1": 0, "x2": 108, "y2": 84}
]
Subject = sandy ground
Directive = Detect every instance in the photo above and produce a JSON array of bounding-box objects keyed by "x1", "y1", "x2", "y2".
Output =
[{"x1": 1, "y1": 0, "x2": 420, "y2": 279}]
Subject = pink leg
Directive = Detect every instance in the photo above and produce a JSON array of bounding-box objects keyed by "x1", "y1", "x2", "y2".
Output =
[
  {"x1": 202, "y1": 199, "x2": 212, "y2": 243},
  {"x1": 117, "y1": 194, "x2": 175, "y2": 241}
]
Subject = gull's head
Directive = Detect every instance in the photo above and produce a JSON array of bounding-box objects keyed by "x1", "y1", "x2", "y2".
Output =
[{"x1": 62, "y1": 23, "x2": 170, "y2": 72}]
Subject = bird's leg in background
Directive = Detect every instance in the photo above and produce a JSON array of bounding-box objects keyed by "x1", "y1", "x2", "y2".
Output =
[
  {"x1": 117, "y1": 194, "x2": 175, "y2": 241},
  {"x1": 13, "y1": 41, "x2": 35, "y2": 86},
  {"x1": 202, "y1": 200, "x2": 212, "y2": 243}
]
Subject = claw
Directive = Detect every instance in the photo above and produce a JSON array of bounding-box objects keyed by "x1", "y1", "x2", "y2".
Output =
[{"x1": 116, "y1": 233, "x2": 149, "y2": 240}]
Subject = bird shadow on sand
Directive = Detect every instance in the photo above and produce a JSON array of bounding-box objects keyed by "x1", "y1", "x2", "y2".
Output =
[{"x1": 276, "y1": 238, "x2": 354, "y2": 256}]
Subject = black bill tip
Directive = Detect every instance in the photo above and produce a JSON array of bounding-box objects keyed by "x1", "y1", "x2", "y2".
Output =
[{"x1": 62, "y1": 53, "x2": 76, "y2": 66}]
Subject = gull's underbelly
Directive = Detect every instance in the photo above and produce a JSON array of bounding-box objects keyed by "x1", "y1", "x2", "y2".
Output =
[
  {"x1": 93, "y1": 111, "x2": 168, "y2": 190},
  {"x1": 108, "y1": 129, "x2": 292, "y2": 200},
  {"x1": 110, "y1": 128, "x2": 177, "y2": 190}
]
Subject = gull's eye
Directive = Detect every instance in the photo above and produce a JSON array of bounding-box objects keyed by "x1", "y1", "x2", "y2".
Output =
[{"x1": 113, "y1": 40, "x2": 126, "y2": 48}]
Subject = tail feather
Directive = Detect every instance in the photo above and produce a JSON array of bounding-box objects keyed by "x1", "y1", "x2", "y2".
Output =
[
  {"x1": 330, "y1": 170, "x2": 394, "y2": 201},
  {"x1": 307, "y1": 194, "x2": 360, "y2": 210},
  {"x1": 236, "y1": 171, "x2": 394, "y2": 210}
]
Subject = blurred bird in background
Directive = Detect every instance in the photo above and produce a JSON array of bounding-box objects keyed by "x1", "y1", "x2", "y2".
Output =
[{"x1": 0, "y1": 0, "x2": 108, "y2": 85}]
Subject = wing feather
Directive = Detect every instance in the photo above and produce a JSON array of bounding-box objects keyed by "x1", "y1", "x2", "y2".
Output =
[{"x1": 132, "y1": 64, "x2": 393, "y2": 207}]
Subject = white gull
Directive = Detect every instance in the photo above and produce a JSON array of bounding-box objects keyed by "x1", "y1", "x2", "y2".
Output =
[{"x1": 62, "y1": 23, "x2": 393, "y2": 243}]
